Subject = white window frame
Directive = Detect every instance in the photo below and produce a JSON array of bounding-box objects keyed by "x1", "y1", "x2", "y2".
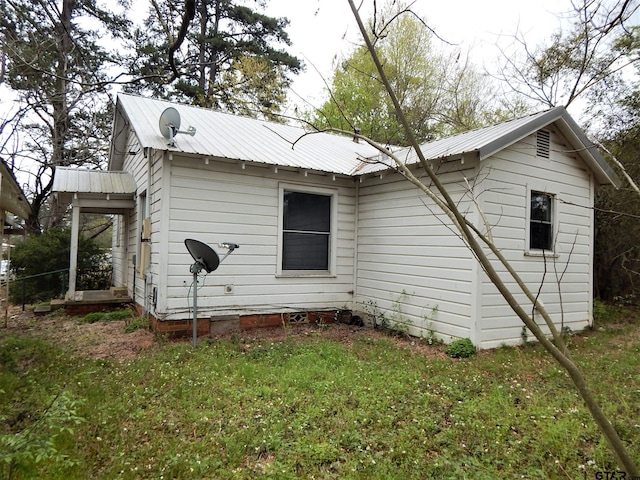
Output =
[
  {"x1": 525, "y1": 185, "x2": 559, "y2": 257},
  {"x1": 276, "y1": 183, "x2": 338, "y2": 277}
]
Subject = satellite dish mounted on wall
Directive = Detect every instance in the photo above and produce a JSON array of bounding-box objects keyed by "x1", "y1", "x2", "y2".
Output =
[
  {"x1": 159, "y1": 107, "x2": 196, "y2": 147},
  {"x1": 184, "y1": 239, "x2": 239, "y2": 348}
]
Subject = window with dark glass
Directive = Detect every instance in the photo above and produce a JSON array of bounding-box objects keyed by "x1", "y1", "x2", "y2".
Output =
[
  {"x1": 282, "y1": 191, "x2": 331, "y2": 270},
  {"x1": 530, "y1": 191, "x2": 553, "y2": 250}
]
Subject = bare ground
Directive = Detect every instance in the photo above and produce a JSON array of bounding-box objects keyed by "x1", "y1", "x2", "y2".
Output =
[
  {"x1": 0, "y1": 303, "x2": 156, "y2": 362},
  {"x1": 0, "y1": 302, "x2": 449, "y2": 362}
]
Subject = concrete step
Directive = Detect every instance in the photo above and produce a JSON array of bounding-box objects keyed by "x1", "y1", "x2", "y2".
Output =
[{"x1": 34, "y1": 304, "x2": 52, "y2": 316}]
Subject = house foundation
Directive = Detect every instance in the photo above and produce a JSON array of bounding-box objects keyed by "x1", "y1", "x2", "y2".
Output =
[{"x1": 142, "y1": 309, "x2": 341, "y2": 339}]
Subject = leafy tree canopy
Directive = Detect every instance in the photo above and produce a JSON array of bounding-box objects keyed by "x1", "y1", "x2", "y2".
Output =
[
  {"x1": 310, "y1": 3, "x2": 527, "y2": 146},
  {"x1": 496, "y1": 0, "x2": 639, "y2": 112},
  {"x1": 125, "y1": 0, "x2": 302, "y2": 119},
  {"x1": 0, "y1": 0, "x2": 131, "y2": 232}
]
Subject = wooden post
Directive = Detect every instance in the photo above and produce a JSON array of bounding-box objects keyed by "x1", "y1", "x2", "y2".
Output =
[{"x1": 68, "y1": 200, "x2": 80, "y2": 299}]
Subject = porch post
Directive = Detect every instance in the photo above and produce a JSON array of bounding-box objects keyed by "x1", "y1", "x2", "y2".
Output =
[{"x1": 68, "y1": 201, "x2": 80, "y2": 299}]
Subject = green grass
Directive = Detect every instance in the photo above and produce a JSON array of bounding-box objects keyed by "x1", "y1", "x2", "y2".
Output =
[
  {"x1": 79, "y1": 308, "x2": 134, "y2": 324},
  {"x1": 1, "y1": 306, "x2": 639, "y2": 479}
]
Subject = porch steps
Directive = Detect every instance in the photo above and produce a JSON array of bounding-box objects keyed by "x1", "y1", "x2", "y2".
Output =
[
  {"x1": 33, "y1": 299, "x2": 65, "y2": 316},
  {"x1": 33, "y1": 305, "x2": 51, "y2": 316}
]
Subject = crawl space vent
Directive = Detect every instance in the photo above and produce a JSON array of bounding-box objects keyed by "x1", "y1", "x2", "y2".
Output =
[{"x1": 536, "y1": 130, "x2": 550, "y2": 158}]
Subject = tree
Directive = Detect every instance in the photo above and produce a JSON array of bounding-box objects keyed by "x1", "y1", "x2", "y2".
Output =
[
  {"x1": 0, "y1": 0, "x2": 131, "y2": 233},
  {"x1": 9, "y1": 227, "x2": 111, "y2": 304},
  {"x1": 494, "y1": 2, "x2": 640, "y2": 302},
  {"x1": 495, "y1": 0, "x2": 639, "y2": 111},
  {"x1": 593, "y1": 60, "x2": 640, "y2": 300},
  {"x1": 346, "y1": 0, "x2": 638, "y2": 474},
  {"x1": 311, "y1": 3, "x2": 527, "y2": 146},
  {"x1": 125, "y1": 0, "x2": 302, "y2": 119}
]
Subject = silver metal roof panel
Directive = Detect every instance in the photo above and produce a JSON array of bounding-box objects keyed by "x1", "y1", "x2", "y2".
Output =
[
  {"x1": 53, "y1": 167, "x2": 137, "y2": 195},
  {"x1": 112, "y1": 94, "x2": 380, "y2": 175},
  {"x1": 354, "y1": 107, "x2": 620, "y2": 186},
  {"x1": 111, "y1": 95, "x2": 619, "y2": 187}
]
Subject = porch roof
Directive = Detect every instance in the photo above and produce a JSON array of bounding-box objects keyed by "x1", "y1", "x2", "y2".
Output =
[
  {"x1": 53, "y1": 167, "x2": 136, "y2": 214},
  {"x1": 0, "y1": 158, "x2": 31, "y2": 220}
]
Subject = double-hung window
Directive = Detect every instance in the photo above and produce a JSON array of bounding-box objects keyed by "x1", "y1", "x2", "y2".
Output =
[
  {"x1": 280, "y1": 188, "x2": 333, "y2": 272},
  {"x1": 529, "y1": 190, "x2": 554, "y2": 251}
]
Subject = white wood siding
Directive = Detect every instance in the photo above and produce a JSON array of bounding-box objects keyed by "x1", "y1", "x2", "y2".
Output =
[
  {"x1": 477, "y1": 128, "x2": 594, "y2": 348},
  {"x1": 112, "y1": 122, "x2": 597, "y2": 349},
  {"x1": 156, "y1": 158, "x2": 357, "y2": 320},
  {"x1": 355, "y1": 168, "x2": 477, "y2": 342},
  {"x1": 118, "y1": 132, "x2": 153, "y2": 306}
]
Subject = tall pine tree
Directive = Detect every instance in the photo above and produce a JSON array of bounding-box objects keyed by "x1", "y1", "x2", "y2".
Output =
[
  {"x1": 0, "y1": 0, "x2": 130, "y2": 232},
  {"x1": 126, "y1": 0, "x2": 302, "y2": 120}
]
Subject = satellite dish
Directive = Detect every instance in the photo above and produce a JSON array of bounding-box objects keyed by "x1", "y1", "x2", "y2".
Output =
[
  {"x1": 159, "y1": 107, "x2": 196, "y2": 147},
  {"x1": 185, "y1": 238, "x2": 220, "y2": 273},
  {"x1": 184, "y1": 238, "x2": 238, "y2": 348}
]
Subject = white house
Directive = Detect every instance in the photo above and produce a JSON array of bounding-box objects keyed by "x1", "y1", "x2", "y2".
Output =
[{"x1": 54, "y1": 94, "x2": 619, "y2": 348}]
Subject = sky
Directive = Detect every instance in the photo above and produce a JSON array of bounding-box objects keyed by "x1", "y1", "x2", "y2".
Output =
[{"x1": 262, "y1": 0, "x2": 576, "y2": 111}]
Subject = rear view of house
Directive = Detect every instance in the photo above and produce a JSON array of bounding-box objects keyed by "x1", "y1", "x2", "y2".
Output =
[{"x1": 54, "y1": 94, "x2": 619, "y2": 348}]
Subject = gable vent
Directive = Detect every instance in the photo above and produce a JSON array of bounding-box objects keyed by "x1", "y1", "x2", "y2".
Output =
[{"x1": 536, "y1": 130, "x2": 550, "y2": 158}]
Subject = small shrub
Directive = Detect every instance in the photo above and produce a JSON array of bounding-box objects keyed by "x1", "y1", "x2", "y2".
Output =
[{"x1": 445, "y1": 338, "x2": 476, "y2": 358}]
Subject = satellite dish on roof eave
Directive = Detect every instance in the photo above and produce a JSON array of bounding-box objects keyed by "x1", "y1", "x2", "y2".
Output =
[{"x1": 159, "y1": 107, "x2": 197, "y2": 147}]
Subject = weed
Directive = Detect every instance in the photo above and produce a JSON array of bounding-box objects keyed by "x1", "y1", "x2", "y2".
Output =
[
  {"x1": 363, "y1": 299, "x2": 387, "y2": 329},
  {"x1": 444, "y1": 338, "x2": 476, "y2": 358},
  {"x1": 78, "y1": 312, "x2": 104, "y2": 324},
  {"x1": 422, "y1": 325, "x2": 443, "y2": 346},
  {"x1": 79, "y1": 308, "x2": 133, "y2": 324},
  {"x1": 421, "y1": 305, "x2": 441, "y2": 345},
  {"x1": 0, "y1": 391, "x2": 85, "y2": 479},
  {"x1": 124, "y1": 316, "x2": 150, "y2": 333},
  {"x1": 364, "y1": 291, "x2": 414, "y2": 337}
]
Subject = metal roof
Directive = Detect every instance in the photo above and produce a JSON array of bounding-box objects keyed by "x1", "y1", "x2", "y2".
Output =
[
  {"x1": 111, "y1": 95, "x2": 619, "y2": 187},
  {"x1": 53, "y1": 167, "x2": 137, "y2": 214},
  {"x1": 53, "y1": 167, "x2": 136, "y2": 195},
  {"x1": 355, "y1": 107, "x2": 620, "y2": 186},
  {"x1": 0, "y1": 158, "x2": 31, "y2": 220},
  {"x1": 111, "y1": 94, "x2": 380, "y2": 175}
]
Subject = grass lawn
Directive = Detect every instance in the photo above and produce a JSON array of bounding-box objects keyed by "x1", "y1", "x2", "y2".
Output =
[{"x1": 1, "y1": 304, "x2": 639, "y2": 479}]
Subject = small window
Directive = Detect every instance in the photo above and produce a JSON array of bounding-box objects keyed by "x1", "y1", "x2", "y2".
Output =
[
  {"x1": 529, "y1": 191, "x2": 554, "y2": 251},
  {"x1": 282, "y1": 190, "x2": 331, "y2": 270}
]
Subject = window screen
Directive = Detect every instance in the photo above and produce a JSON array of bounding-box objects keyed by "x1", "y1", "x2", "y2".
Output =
[{"x1": 282, "y1": 191, "x2": 331, "y2": 270}]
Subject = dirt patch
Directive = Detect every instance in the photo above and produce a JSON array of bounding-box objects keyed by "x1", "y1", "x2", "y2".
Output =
[
  {"x1": 1, "y1": 304, "x2": 156, "y2": 362},
  {"x1": 1, "y1": 304, "x2": 448, "y2": 362},
  {"x1": 212, "y1": 322, "x2": 449, "y2": 359}
]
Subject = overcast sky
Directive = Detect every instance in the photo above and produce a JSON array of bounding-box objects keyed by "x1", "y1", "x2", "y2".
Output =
[{"x1": 264, "y1": 0, "x2": 575, "y2": 111}]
